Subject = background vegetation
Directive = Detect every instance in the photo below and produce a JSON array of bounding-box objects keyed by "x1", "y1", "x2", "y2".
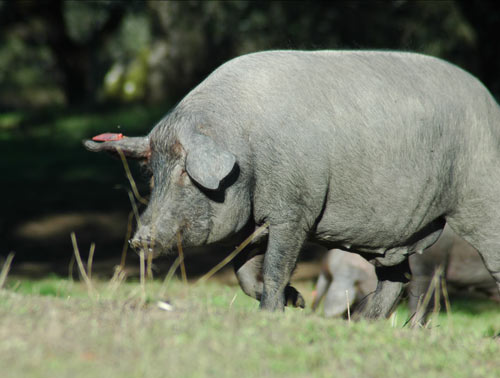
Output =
[{"x1": 2, "y1": 0, "x2": 500, "y2": 264}]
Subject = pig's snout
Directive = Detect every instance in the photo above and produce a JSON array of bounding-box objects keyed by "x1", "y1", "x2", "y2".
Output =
[{"x1": 129, "y1": 235, "x2": 155, "y2": 255}]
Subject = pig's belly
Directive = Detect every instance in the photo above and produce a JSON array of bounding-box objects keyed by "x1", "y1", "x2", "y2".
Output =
[{"x1": 312, "y1": 214, "x2": 446, "y2": 266}]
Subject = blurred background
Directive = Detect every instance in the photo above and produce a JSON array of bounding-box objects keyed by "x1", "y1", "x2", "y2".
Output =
[{"x1": 1, "y1": 0, "x2": 500, "y2": 279}]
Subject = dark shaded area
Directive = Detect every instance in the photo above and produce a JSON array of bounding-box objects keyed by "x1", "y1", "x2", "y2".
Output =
[
  {"x1": 1, "y1": 1, "x2": 500, "y2": 279},
  {"x1": 0, "y1": 1, "x2": 128, "y2": 105},
  {"x1": 455, "y1": 0, "x2": 500, "y2": 96}
]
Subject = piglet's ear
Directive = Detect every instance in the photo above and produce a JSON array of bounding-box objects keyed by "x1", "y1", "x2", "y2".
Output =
[
  {"x1": 185, "y1": 133, "x2": 236, "y2": 190},
  {"x1": 83, "y1": 135, "x2": 150, "y2": 160}
]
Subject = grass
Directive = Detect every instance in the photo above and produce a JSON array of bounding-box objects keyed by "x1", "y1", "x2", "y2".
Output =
[{"x1": 0, "y1": 274, "x2": 498, "y2": 378}]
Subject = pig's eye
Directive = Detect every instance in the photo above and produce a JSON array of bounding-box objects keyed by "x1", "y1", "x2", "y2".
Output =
[{"x1": 139, "y1": 160, "x2": 153, "y2": 178}]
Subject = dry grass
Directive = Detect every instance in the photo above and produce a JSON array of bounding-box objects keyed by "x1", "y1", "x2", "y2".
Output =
[
  {"x1": 0, "y1": 252, "x2": 15, "y2": 289},
  {"x1": 196, "y1": 222, "x2": 270, "y2": 284},
  {"x1": 408, "y1": 265, "x2": 453, "y2": 329},
  {"x1": 70, "y1": 232, "x2": 94, "y2": 295}
]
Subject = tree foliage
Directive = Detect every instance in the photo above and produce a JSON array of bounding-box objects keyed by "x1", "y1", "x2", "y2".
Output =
[{"x1": 0, "y1": 0, "x2": 498, "y2": 108}]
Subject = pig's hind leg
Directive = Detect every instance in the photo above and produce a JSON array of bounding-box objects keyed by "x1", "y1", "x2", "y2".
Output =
[
  {"x1": 446, "y1": 207, "x2": 500, "y2": 295},
  {"x1": 445, "y1": 165, "x2": 500, "y2": 295},
  {"x1": 353, "y1": 259, "x2": 411, "y2": 320}
]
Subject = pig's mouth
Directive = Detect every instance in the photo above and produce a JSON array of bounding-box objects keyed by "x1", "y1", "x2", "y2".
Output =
[
  {"x1": 129, "y1": 222, "x2": 194, "y2": 259},
  {"x1": 129, "y1": 231, "x2": 177, "y2": 258},
  {"x1": 129, "y1": 218, "x2": 210, "y2": 258},
  {"x1": 129, "y1": 238, "x2": 161, "y2": 259}
]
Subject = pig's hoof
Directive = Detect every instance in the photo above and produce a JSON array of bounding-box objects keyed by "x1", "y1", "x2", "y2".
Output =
[{"x1": 285, "y1": 285, "x2": 306, "y2": 308}]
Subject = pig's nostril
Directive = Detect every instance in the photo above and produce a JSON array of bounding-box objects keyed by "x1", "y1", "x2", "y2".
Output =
[
  {"x1": 129, "y1": 236, "x2": 153, "y2": 252},
  {"x1": 129, "y1": 238, "x2": 142, "y2": 251}
]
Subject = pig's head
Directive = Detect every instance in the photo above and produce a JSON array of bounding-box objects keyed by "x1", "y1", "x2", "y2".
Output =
[{"x1": 84, "y1": 121, "x2": 250, "y2": 256}]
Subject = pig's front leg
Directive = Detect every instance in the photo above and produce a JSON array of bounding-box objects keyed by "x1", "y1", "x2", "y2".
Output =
[{"x1": 260, "y1": 223, "x2": 307, "y2": 311}]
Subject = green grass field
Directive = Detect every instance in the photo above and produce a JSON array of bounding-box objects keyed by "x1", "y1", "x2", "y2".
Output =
[{"x1": 0, "y1": 272, "x2": 498, "y2": 378}]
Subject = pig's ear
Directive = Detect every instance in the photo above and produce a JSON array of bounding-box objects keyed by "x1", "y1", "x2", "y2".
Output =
[
  {"x1": 83, "y1": 136, "x2": 150, "y2": 160},
  {"x1": 185, "y1": 133, "x2": 236, "y2": 190}
]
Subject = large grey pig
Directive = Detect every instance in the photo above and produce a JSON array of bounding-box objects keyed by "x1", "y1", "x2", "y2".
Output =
[{"x1": 84, "y1": 50, "x2": 500, "y2": 318}]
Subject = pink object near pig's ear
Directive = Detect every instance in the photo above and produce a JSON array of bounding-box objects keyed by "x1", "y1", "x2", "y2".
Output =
[
  {"x1": 84, "y1": 135, "x2": 149, "y2": 159},
  {"x1": 92, "y1": 133, "x2": 124, "y2": 142}
]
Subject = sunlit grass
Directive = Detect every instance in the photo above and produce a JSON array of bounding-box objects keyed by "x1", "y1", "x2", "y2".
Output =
[{"x1": 0, "y1": 273, "x2": 498, "y2": 378}]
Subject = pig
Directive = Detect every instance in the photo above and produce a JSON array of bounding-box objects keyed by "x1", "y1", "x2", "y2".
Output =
[
  {"x1": 311, "y1": 249, "x2": 377, "y2": 317},
  {"x1": 84, "y1": 50, "x2": 500, "y2": 318}
]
